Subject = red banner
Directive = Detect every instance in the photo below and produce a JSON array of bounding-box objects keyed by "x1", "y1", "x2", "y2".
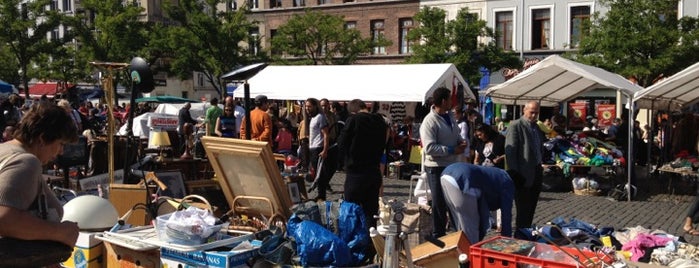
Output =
[
  {"x1": 568, "y1": 102, "x2": 587, "y2": 129},
  {"x1": 596, "y1": 104, "x2": 616, "y2": 128}
]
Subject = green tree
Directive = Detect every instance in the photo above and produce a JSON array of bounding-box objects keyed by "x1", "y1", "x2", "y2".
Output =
[
  {"x1": 407, "y1": 7, "x2": 520, "y2": 87},
  {"x1": 0, "y1": 0, "x2": 66, "y2": 99},
  {"x1": 271, "y1": 10, "x2": 385, "y2": 65},
  {"x1": 68, "y1": 0, "x2": 149, "y2": 63},
  {"x1": 572, "y1": 0, "x2": 699, "y2": 87},
  {"x1": 406, "y1": 7, "x2": 451, "y2": 64},
  {"x1": 161, "y1": 0, "x2": 255, "y2": 97},
  {"x1": 0, "y1": 44, "x2": 19, "y2": 84}
]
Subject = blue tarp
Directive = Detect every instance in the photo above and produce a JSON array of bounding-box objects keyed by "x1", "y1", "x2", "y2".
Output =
[
  {"x1": 0, "y1": 80, "x2": 15, "y2": 94},
  {"x1": 226, "y1": 84, "x2": 238, "y2": 96}
]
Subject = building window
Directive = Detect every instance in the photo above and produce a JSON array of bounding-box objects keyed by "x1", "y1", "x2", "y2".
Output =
[
  {"x1": 270, "y1": 0, "x2": 281, "y2": 8},
  {"x1": 248, "y1": 0, "x2": 258, "y2": 9},
  {"x1": 293, "y1": 0, "x2": 304, "y2": 7},
  {"x1": 227, "y1": 0, "x2": 237, "y2": 11},
  {"x1": 343, "y1": 0, "x2": 353, "y2": 3},
  {"x1": 531, "y1": 8, "x2": 551, "y2": 50},
  {"x1": 345, "y1": 21, "x2": 356, "y2": 29},
  {"x1": 318, "y1": 0, "x2": 328, "y2": 5},
  {"x1": 50, "y1": 0, "x2": 58, "y2": 10},
  {"x1": 270, "y1": 29, "x2": 280, "y2": 55},
  {"x1": 495, "y1": 11, "x2": 514, "y2": 50},
  {"x1": 569, "y1": 6, "x2": 590, "y2": 49},
  {"x1": 51, "y1": 27, "x2": 59, "y2": 40},
  {"x1": 399, "y1": 18, "x2": 413, "y2": 54},
  {"x1": 249, "y1": 28, "x2": 259, "y2": 56},
  {"x1": 62, "y1": 0, "x2": 72, "y2": 12},
  {"x1": 371, "y1": 20, "x2": 386, "y2": 55}
]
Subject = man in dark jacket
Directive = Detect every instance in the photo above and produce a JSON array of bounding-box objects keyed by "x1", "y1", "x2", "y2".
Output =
[
  {"x1": 338, "y1": 99, "x2": 388, "y2": 228},
  {"x1": 505, "y1": 101, "x2": 544, "y2": 232},
  {"x1": 178, "y1": 103, "x2": 198, "y2": 153}
]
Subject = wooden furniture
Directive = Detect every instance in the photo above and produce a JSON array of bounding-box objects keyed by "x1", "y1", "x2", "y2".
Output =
[
  {"x1": 150, "y1": 158, "x2": 213, "y2": 181},
  {"x1": 108, "y1": 184, "x2": 151, "y2": 226}
]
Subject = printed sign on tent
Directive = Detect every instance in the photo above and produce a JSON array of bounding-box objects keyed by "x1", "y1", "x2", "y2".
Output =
[
  {"x1": 568, "y1": 102, "x2": 587, "y2": 129},
  {"x1": 596, "y1": 104, "x2": 616, "y2": 128}
]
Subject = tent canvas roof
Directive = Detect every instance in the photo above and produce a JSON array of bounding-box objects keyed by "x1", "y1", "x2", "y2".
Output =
[
  {"x1": 485, "y1": 55, "x2": 643, "y2": 106},
  {"x1": 231, "y1": 63, "x2": 474, "y2": 103},
  {"x1": 633, "y1": 62, "x2": 699, "y2": 111},
  {"x1": 136, "y1": 95, "x2": 198, "y2": 103},
  {"x1": 23, "y1": 82, "x2": 74, "y2": 98}
]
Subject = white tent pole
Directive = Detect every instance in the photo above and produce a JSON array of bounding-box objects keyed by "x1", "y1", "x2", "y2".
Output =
[{"x1": 626, "y1": 96, "x2": 634, "y2": 201}]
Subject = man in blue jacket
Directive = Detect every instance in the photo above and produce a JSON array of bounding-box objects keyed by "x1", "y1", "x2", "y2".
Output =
[{"x1": 441, "y1": 162, "x2": 514, "y2": 244}]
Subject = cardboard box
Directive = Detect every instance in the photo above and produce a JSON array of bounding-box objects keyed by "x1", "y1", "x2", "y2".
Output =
[
  {"x1": 104, "y1": 241, "x2": 160, "y2": 268},
  {"x1": 62, "y1": 231, "x2": 105, "y2": 268},
  {"x1": 159, "y1": 242, "x2": 260, "y2": 268},
  {"x1": 411, "y1": 231, "x2": 471, "y2": 268}
]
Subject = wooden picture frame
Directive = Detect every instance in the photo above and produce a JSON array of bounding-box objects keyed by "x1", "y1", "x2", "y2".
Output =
[
  {"x1": 287, "y1": 182, "x2": 301, "y2": 204},
  {"x1": 185, "y1": 180, "x2": 231, "y2": 216},
  {"x1": 201, "y1": 137, "x2": 292, "y2": 219},
  {"x1": 154, "y1": 171, "x2": 187, "y2": 199}
]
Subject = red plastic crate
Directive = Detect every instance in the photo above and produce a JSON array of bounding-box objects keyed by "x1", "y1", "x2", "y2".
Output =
[{"x1": 469, "y1": 236, "x2": 613, "y2": 268}]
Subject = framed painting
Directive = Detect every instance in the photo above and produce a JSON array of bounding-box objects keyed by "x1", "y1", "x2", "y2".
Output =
[
  {"x1": 154, "y1": 171, "x2": 187, "y2": 199},
  {"x1": 201, "y1": 137, "x2": 292, "y2": 219}
]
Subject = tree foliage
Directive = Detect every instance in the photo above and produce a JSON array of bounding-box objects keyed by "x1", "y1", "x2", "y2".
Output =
[
  {"x1": 271, "y1": 10, "x2": 383, "y2": 65},
  {"x1": 160, "y1": 0, "x2": 255, "y2": 96},
  {"x1": 407, "y1": 7, "x2": 520, "y2": 87},
  {"x1": 0, "y1": 44, "x2": 19, "y2": 83},
  {"x1": 0, "y1": 0, "x2": 66, "y2": 99},
  {"x1": 572, "y1": 0, "x2": 699, "y2": 87}
]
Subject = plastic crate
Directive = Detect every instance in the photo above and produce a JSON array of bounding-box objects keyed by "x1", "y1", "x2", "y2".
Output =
[
  {"x1": 156, "y1": 212, "x2": 228, "y2": 245},
  {"x1": 469, "y1": 236, "x2": 612, "y2": 268}
]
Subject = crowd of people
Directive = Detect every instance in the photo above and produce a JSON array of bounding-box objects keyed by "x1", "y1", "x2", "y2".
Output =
[{"x1": 0, "y1": 87, "x2": 696, "y2": 266}]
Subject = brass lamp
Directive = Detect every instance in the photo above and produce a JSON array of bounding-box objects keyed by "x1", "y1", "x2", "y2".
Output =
[
  {"x1": 180, "y1": 122, "x2": 194, "y2": 159},
  {"x1": 149, "y1": 129, "x2": 171, "y2": 162}
]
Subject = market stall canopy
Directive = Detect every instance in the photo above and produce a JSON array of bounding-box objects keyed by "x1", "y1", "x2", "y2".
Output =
[
  {"x1": 633, "y1": 62, "x2": 699, "y2": 111},
  {"x1": 154, "y1": 102, "x2": 218, "y2": 120},
  {"x1": 23, "y1": 82, "x2": 74, "y2": 98},
  {"x1": 136, "y1": 95, "x2": 199, "y2": 103},
  {"x1": 485, "y1": 55, "x2": 643, "y2": 107},
  {"x1": 0, "y1": 80, "x2": 17, "y2": 94},
  {"x1": 231, "y1": 63, "x2": 473, "y2": 103},
  {"x1": 117, "y1": 112, "x2": 178, "y2": 138}
]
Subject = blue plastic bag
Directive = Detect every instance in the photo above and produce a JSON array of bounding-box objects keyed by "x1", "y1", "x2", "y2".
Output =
[
  {"x1": 288, "y1": 215, "x2": 352, "y2": 267},
  {"x1": 287, "y1": 201, "x2": 370, "y2": 266}
]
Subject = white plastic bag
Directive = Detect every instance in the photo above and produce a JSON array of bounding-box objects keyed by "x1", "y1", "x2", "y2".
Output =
[{"x1": 413, "y1": 172, "x2": 431, "y2": 200}]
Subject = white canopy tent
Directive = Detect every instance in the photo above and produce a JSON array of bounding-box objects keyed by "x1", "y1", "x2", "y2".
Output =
[
  {"x1": 231, "y1": 63, "x2": 474, "y2": 103},
  {"x1": 485, "y1": 55, "x2": 643, "y2": 107},
  {"x1": 485, "y1": 55, "x2": 644, "y2": 201},
  {"x1": 633, "y1": 61, "x2": 699, "y2": 111}
]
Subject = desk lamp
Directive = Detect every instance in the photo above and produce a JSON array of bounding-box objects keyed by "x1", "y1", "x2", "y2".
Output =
[{"x1": 149, "y1": 129, "x2": 171, "y2": 162}]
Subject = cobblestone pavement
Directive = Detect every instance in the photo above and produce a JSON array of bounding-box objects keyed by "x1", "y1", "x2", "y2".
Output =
[{"x1": 315, "y1": 165, "x2": 699, "y2": 244}]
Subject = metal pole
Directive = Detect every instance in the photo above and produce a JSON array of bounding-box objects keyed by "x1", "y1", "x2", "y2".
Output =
[
  {"x1": 627, "y1": 99, "x2": 634, "y2": 201},
  {"x1": 90, "y1": 62, "x2": 129, "y2": 184},
  {"x1": 244, "y1": 82, "x2": 251, "y2": 140}
]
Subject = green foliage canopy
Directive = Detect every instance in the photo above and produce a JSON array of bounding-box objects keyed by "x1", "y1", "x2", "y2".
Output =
[
  {"x1": 271, "y1": 10, "x2": 383, "y2": 65},
  {"x1": 407, "y1": 7, "x2": 520, "y2": 87},
  {"x1": 573, "y1": 0, "x2": 699, "y2": 87}
]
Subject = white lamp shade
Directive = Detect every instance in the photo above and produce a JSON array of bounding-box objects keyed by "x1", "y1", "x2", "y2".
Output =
[{"x1": 148, "y1": 129, "x2": 171, "y2": 148}]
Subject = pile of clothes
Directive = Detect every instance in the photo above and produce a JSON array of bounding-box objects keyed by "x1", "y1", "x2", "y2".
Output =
[
  {"x1": 518, "y1": 217, "x2": 698, "y2": 267},
  {"x1": 544, "y1": 136, "x2": 626, "y2": 177}
]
